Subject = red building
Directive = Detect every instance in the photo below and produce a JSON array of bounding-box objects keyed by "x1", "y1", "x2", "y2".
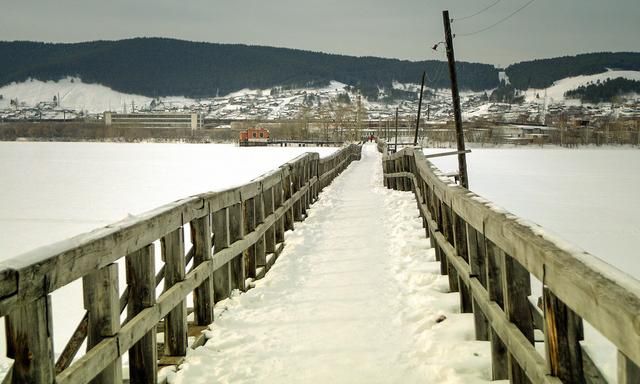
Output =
[{"x1": 239, "y1": 128, "x2": 270, "y2": 146}]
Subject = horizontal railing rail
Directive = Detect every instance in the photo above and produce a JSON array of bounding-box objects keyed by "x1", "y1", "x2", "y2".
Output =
[
  {"x1": 0, "y1": 144, "x2": 361, "y2": 384},
  {"x1": 379, "y1": 140, "x2": 640, "y2": 384}
]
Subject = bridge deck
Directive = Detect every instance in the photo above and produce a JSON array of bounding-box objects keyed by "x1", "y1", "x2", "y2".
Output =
[{"x1": 171, "y1": 144, "x2": 491, "y2": 383}]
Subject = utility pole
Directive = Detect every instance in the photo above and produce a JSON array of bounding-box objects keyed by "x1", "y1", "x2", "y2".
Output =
[
  {"x1": 414, "y1": 71, "x2": 426, "y2": 146},
  {"x1": 443, "y1": 10, "x2": 469, "y2": 189},
  {"x1": 394, "y1": 107, "x2": 399, "y2": 153}
]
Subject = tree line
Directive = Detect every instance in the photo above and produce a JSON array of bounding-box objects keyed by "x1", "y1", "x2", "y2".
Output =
[
  {"x1": 505, "y1": 52, "x2": 640, "y2": 90},
  {"x1": 564, "y1": 77, "x2": 640, "y2": 103},
  {"x1": 0, "y1": 38, "x2": 498, "y2": 99}
]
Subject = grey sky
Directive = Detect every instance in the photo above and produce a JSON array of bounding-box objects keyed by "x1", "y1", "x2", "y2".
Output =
[{"x1": 1, "y1": 0, "x2": 638, "y2": 66}]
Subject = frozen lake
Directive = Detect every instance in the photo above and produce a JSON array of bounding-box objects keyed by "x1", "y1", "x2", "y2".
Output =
[
  {"x1": 0, "y1": 142, "x2": 638, "y2": 381},
  {"x1": 0, "y1": 142, "x2": 338, "y2": 258},
  {"x1": 425, "y1": 147, "x2": 640, "y2": 279}
]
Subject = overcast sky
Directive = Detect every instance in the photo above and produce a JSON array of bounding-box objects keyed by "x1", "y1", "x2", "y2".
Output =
[{"x1": 1, "y1": 0, "x2": 638, "y2": 66}]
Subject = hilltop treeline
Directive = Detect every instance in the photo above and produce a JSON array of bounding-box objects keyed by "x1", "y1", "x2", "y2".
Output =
[
  {"x1": 565, "y1": 77, "x2": 640, "y2": 103},
  {"x1": 505, "y1": 52, "x2": 640, "y2": 90},
  {"x1": 0, "y1": 38, "x2": 498, "y2": 99}
]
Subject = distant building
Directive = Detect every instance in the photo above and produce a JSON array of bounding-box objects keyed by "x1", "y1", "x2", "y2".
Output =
[
  {"x1": 239, "y1": 128, "x2": 270, "y2": 146},
  {"x1": 104, "y1": 112, "x2": 203, "y2": 129}
]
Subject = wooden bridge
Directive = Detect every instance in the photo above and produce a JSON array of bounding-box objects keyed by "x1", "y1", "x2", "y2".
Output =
[
  {"x1": 1, "y1": 141, "x2": 640, "y2": 383},
  {"x1": 379, "y1": 140, "x2": 640, "y2": 384},
  {"x1": 0, "y1": 144, "x2": 361, "y2": 383}
]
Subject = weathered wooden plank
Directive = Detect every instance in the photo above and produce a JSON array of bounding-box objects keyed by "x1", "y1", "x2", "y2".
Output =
[
  {"x1": 161, "y1": 227, "x2": 187, "y2": 357},
  {"x1": 485, "y1": 240, "x2": 509, "y2": 381},
  {"x1": 282, "y1": 172, "x2": 294, "y2": 231},
  {"x1": 191, "y1": 214, "x2": 214, "y2": 325},
  {"x1": 263, "y1": 188, "x2": 276, "y2": 255},
  {"x1": 432, "y1": 230, "x2": 560, "y2": 384},
  {"x1": 453, "y1": 213, "x2": 472, "y2": 313},
  {"x1": 126, "y1": 244, "x2": 157, "y2": 384},
  {"x1": 243, "y1": 198, "x2": 257, "y2": 278},
  {"x1": 273, "y1": 183, "x2": 285, "y2": 244},
  {"x1": 255, "y1": 191, "x2": 267, "y2": 268},
  {"x1": 212, "y1": 208, "x2": 231, "y2": 302},
  {"x1": 83, "y1": 263, "x2": 122, "y2": 384},
  {"x1": 467, "y1": 225, "x2": 489, "y2": 341},
  {"x1": 228, "y1": 203, "x2": 246, "y2": 292},
  {"x1": 0, "y1": 197, "x2": 205, "y2": 316},
  {"x1": 543, "y1": 287, "x2": 585, "y2": 383},
  {"x1": 6, "y1": 296, "x2": 54, "y2": 383},
  {"x1": 618, "y1": 350, "x2": 640, "y2": 384},
  {"x1": 503, "y1": 255, "x2": 534, "y2": 384}
]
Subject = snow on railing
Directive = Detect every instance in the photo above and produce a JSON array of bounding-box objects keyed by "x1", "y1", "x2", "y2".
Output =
[
  {"x1": 380, "y1": 141, "x2": 640, "y2": 384},
  {"x1": 0, "y1": 144, "x2": 361, "y2": 384}
]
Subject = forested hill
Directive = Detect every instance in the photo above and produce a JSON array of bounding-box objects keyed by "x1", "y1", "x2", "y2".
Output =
[
  {"x1": 505, "y1": 52, "x2": 640, "y2": 90},
  {"x1": 0, "y1": 38, "x2": 498, "y2": 98}
]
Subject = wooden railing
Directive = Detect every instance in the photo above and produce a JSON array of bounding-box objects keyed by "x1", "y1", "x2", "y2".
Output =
[
  {"x1": 379, "y1": 141, "x2": 640, "y2": 384},
  {"x1": 0, "y1": 144, "x2": 361, "y2": 384}
]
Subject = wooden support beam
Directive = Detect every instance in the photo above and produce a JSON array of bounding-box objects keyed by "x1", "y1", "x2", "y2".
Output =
[
  {"x1": 6, "y1": 296, "x2": 54, "y2": 383},
  {"x1": 191, "y1": 214, "x2": 214, "y2": 325},
  {"x1": 161, "y1": 227, "x2": 187, "y2": 357},
  {"x1": 83, "y1": 263, "x2": 122, "y2": 384},
  {"x1": 273, "y1": 184, "x2": 285, "y2": 244},
  {"x1": 212, "y1": 208, "x2": 231, "y2": 302},
  {"x1": 126, "y1": 244, "x2": 157, "y2": 384},
  {"x1": 486, "y1": 240, "x2": 508, "y2": 380},
  {"x1": 503, "y1": 255, "x2": 534, "y2": 384},
  {"x1": 243, "y1": 197, "x2": 257, "y2": 279},
  {"x1": 468, "y1": 226, "x2": 489, "y2": 341},
  {"x1": 263, "y1": 188, "x2": 276, "y2": 255},
  {"x1": 544, "y1": 287, "x2": 585, "y2": 383},
  {"x1": 618, "y1": 350, "x2": 640, "y2": 384},
  {"x1": 228, "y1": 203, "x2": 246, "y2": 292}
]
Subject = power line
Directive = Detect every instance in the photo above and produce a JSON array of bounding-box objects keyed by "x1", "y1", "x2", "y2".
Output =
[
  {"x1": 452, "y1": 0, "x2": 501, "y2": 22},
  {"x1": 455, "y1": 0, "x2": 537, "y2": 37}
]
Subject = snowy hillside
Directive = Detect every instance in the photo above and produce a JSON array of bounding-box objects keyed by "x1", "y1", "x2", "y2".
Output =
[
  {"x1": 0, "y1": 77, "x2": 194, "y2": 114},
  {"x1": 523, "y1": 69, "x2": 640, "y2": 103}
]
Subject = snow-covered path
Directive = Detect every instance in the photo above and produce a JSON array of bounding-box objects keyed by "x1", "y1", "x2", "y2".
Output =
[{"x1": 170, "y1": 144, "x2": 491, "y2": 383}]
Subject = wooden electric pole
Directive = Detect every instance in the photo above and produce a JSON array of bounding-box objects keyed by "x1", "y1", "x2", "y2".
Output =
[
  {"x1": 443, "y1": 10, "x2": 469, "y2": 189},
  {"x1": 414, "y1": 71, "x2": 426, "y2": 146}
]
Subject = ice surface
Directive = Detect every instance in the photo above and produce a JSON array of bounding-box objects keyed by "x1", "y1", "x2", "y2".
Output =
[{"x1": 0, "y1": 142, "x2": 337, "y2": 375}]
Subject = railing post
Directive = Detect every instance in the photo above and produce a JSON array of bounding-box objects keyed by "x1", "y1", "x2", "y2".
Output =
[
  {"x1": 293, "y1": 163, "x2": 304, "y2": 221},
  {"x1": 618, "y1": 351, "x2": 640, "y2": 384},
  {"x1": 191, "y1": 214, "x2": 214, "y2": 325},
  {"x1": 6, "y1": 296, "x2": 55, "y2": 383},
  {"x1": 441, "y1": 203, "x2": 459, "y2": 292},
  {"x1": 274, "y1": 181, "x2": 286, "y2": 244},
  {"x1": 467, "y1": 225, "x2": 489, "y2": 341},
  {"x1": 453, "y1": 212, "x2": 472, "y2": 313},
  {"x1": 83, "y1": 263, "x2": 122, "y2": 384},
  {"x1": 255, "y1": 189, "x2": 267, "y2": 272},
  {"x1": 212, "y1": 208, "x2": 231, "y2": 302},
  {"x1": 543, "y1": 287, "x2": 585, "y2": 383},
  {"x1": 228, "y1": 202, "x2": 246, "y2": 291},
  {"x1": 283, "y1": 170, "x2": 295, "y2": 230},
  {"x1": 263, "y1": 187, "x2": 276, "y2": 255},
  {"x1": 503, "y1": 254, "x2": 535, "y2": 383},
  {"x1": 126, "y1": 244, "x2": 157, "y2": 384},
  {"x1": 161, "y1": 227, "x2": 187, "y2": 357},
  {"x1": 486, "y1": 240, "x2": 509, "y2": 380},
  {"x1": 243, "y1": 197, "x2": 257, "y2": 279}
]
